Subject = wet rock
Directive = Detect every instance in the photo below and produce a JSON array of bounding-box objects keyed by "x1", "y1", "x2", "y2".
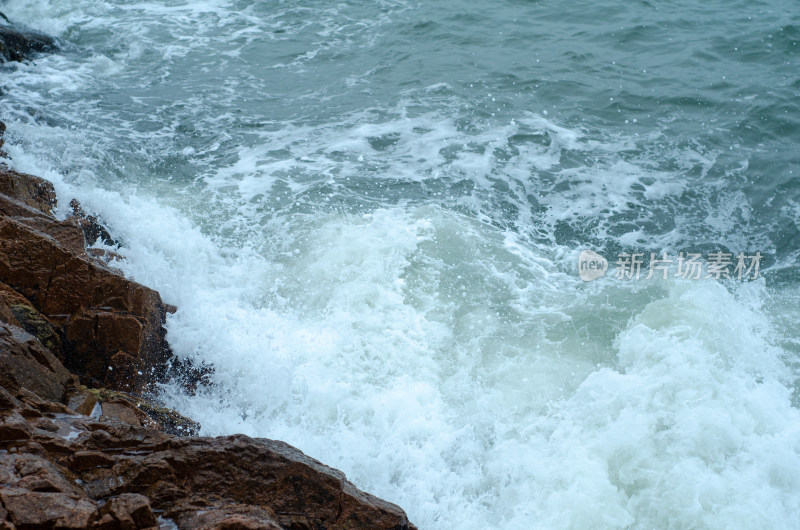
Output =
[
  {"x1": 163, "y1": 355, "x2": 215, "y2": 398},
  {"x1": 165, "y1": 501, "x2": 283, "y2": 529},
  {"x1": 0, "y1": 119, "x2": 6, "y2": 156},
  {"x1": 0, "y1": 487, "x2": 99, "y2": 529},
  {"x1": 0, "y1": 406, "x2": 416, "y2": 529},
  {"x1": 0, "y1": 321, "x2": 71, "y2": 403},
  {"x1": 70, "y1": 198, "x2": 120, "y2": 248},
  {"x1": 10, "y1": 304, "x2": 62, "y2": 356},
  {"x1": 1, "y1": 291, "x2": 64, "y2": 358},
  {"x1": 0, "y1": 180, "x2": 89, "y2": 260},
  {"x1": 0, "y1": 210, "x2": 172, "y2": 392},
  {"x1": 15, "y1": 386, "x2": 80, "y2": 416},
  {"x1": 65, "y1": 387, "x2": 200, "y2": 437},
  {"x1": 0, "y1": 168, "x2": 211, "y2": 395},
  {"x1": 0, "y1": 370, "x2": 415, "y2": 529},
  {"x1": 66, "y1": 386, "x2": 100, "y2": 417},
  {"x1": 98, "y1": 493, "x2": 158, "y2": 529},
  {"x1": 0, "y1": 281, "x2": 24, "y2": 327},
  {"x1": 64, "y1": 310, "x2": 153, "y2": 389},
  {"x1": 0, "y1": 168, "x2": 416, "y2": 528},
  {"x1": 0, "y1": 16, "x2": 58, "y2": 63},
  {"x1": 4, "y1": 452, "x2": 84, "y2": 495},
  {"x1": 0, "y1": 167, "x2": 57, "y2": 215},
  {"x1": 0, "y1": 216, "x2": 160, "y2": 317},
  {"x1": 0, "y1": 168, "x2": 175, "y2": 393}
]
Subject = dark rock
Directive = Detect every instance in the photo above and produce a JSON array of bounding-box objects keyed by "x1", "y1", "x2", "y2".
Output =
[
  {"x1": 0, "y1": 169, "x2": 214, "y2": 395},
  {"x1": 0, "y1": 321, "x2": 71, "y2": 403},
  {"x1": 0, "y1": 360, "x2": 415, "y2": 529},
  {"x1": 165, "y1": 501, "x2": 283, "y2": 529},
  {"x1": 0, "y1": 216, "x2": 158, "y2": 316},
  {"x1": 10, "y1": 304, "x2": 63, "y2": 356},
  {"x1": 98, "y1": 493, "x2": 158, "y2": 529},
  {"x1": 0, "y1": 18, "x2": 58, "y2": 63},
  {"x1": 164, "y1": 356, "x2": 215, "y2": 397},
  {"x1": 127, "y1": 395, "x2": 201, "y2": 437},
  {"x1": 1, "y1": 291, "x2": 64, "y2": 358},
  {"x1": 67, "y1": 450, "x2": 117, "y2": 472},
  {"x1": 0, "y1": 281, "x2": 25, "y2": 328},
  {"x1": 14, "y1": 387, "x2": 75, "y2": 417},
  {"x1": 70, "y1": 198, "x2": 120, "y2": 248},
  {"x1": 66, "y1": 385, "x2": 100, "y2": 416}
]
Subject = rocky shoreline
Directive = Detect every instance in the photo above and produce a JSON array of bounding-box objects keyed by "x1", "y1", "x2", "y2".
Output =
[
  {"x1": 0, "y1": 145, "x2": 414, "y2": 530},
  {"x1": 0, "y1": 16, "x2": 415, "y2": 530}
]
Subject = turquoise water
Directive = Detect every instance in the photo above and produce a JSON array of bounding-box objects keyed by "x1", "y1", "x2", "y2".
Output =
[{"x1": 1, "y1": 1, "x2": 799, "y2": 528}]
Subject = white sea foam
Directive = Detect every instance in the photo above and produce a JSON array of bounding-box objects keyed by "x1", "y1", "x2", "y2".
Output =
[{"x1": 14, "y1": 140, "x2": 800, "y2": 527}]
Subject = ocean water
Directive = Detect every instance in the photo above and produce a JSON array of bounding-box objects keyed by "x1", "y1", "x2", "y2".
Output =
[{"x1": 1, "y1": 0, "x2": 799, "y2": 528}]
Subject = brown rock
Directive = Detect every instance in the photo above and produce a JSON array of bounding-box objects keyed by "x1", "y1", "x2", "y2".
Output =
[
  {"x1": 0, "y1": 386, "x2": 22, "y2": 415},
  {"x1": 0, "y1": 183, "x2": 53, "y2": 221},
  {"x1": 0, "y1": 420, "x2": 31, "y2": 442},
  {"x1": 166, "y1": 501, "x2": 283, "y2": 529},
  {"x1": 98, "y1": 493, "x2": 158, "y2": 529},
  {"x1": 88, "y1": 247, "x2": 125, "y2": 268},
  {"x1": 106, "y1": 352, "x2": 139, "y2": 392},
  {"x1": 15, "y1": 387, "x2": 77, "y2": 416},
  {"x1": 0, "y1": 217, "x2": 160, "y2": 316},
  {"x1": 0, "y1": 487, "x2": 99, "y2": 529},
  {"x1": 0, "y1": 168, "x2": 56, "y2": 214},
  {"x1": 94, "y1": 513, "x2": 119, "y2": 529},
  {"x1": 0, "y1": 183, "x2": 87, "y2": 257},
  {"x1": 0, "y1": 216, "x2": 172, "y2": 391},
  {"x1": 0, "y1": 290, "x2": 20, "y2": 328},
  {"x1": 0, "y1": 169, "x2": 193, "y2": 395},
  {"x1": 65, "y1": 309, "x2": 150, "y2": 389},
  {"x1": 0, "y1": 400, "x2": 415, "y2": 530},
  {"x1": 0, "y1": 169, "x2": 416, "y2": 529},
  {"x1": 16, "y1": 214, "x2": 88, "y2": 256},
  {"x1": 8, "y1": 452, "x2": 84, "y2": 495},
  {"x1": 100, "y1": 401, "x2": 143, "y2": 427},
  {"x1": 79, "y1": 388, "x2": 199, "y2": 437},
  {"x1": 0, "y1": 281, "x2": 63, "y2": 358},
  {"x1": 91, "y1": 434, "x2": 414, "y2": 529},
  {"x1": 67, "y1": 451, "x2": 116, "y2": 471},
  {"x1": 0, "y1": 217, "x2": 91, "y2": 314},
  {"x1": 0, "y1": 321, "x2": 71, "y2": 402},
  {"x1": 67, "y1": 387, "x2": 99, "y2": 417}
]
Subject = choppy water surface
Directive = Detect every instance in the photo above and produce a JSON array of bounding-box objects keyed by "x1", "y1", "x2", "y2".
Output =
[{"x1": 1, "y1": 0, "x2": 799, "y2": 527}]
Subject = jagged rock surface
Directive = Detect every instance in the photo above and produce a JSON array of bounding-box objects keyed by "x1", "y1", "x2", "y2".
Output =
[
  {"x1": 0, "y1": 130, "x2": 415, "y2": 529},
  {"x1": 0, "y1": 167, "x2": 173, "y2": 393},
  {"x1": 0, "y1": 389, "x2": 414, "y2": 529}
]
